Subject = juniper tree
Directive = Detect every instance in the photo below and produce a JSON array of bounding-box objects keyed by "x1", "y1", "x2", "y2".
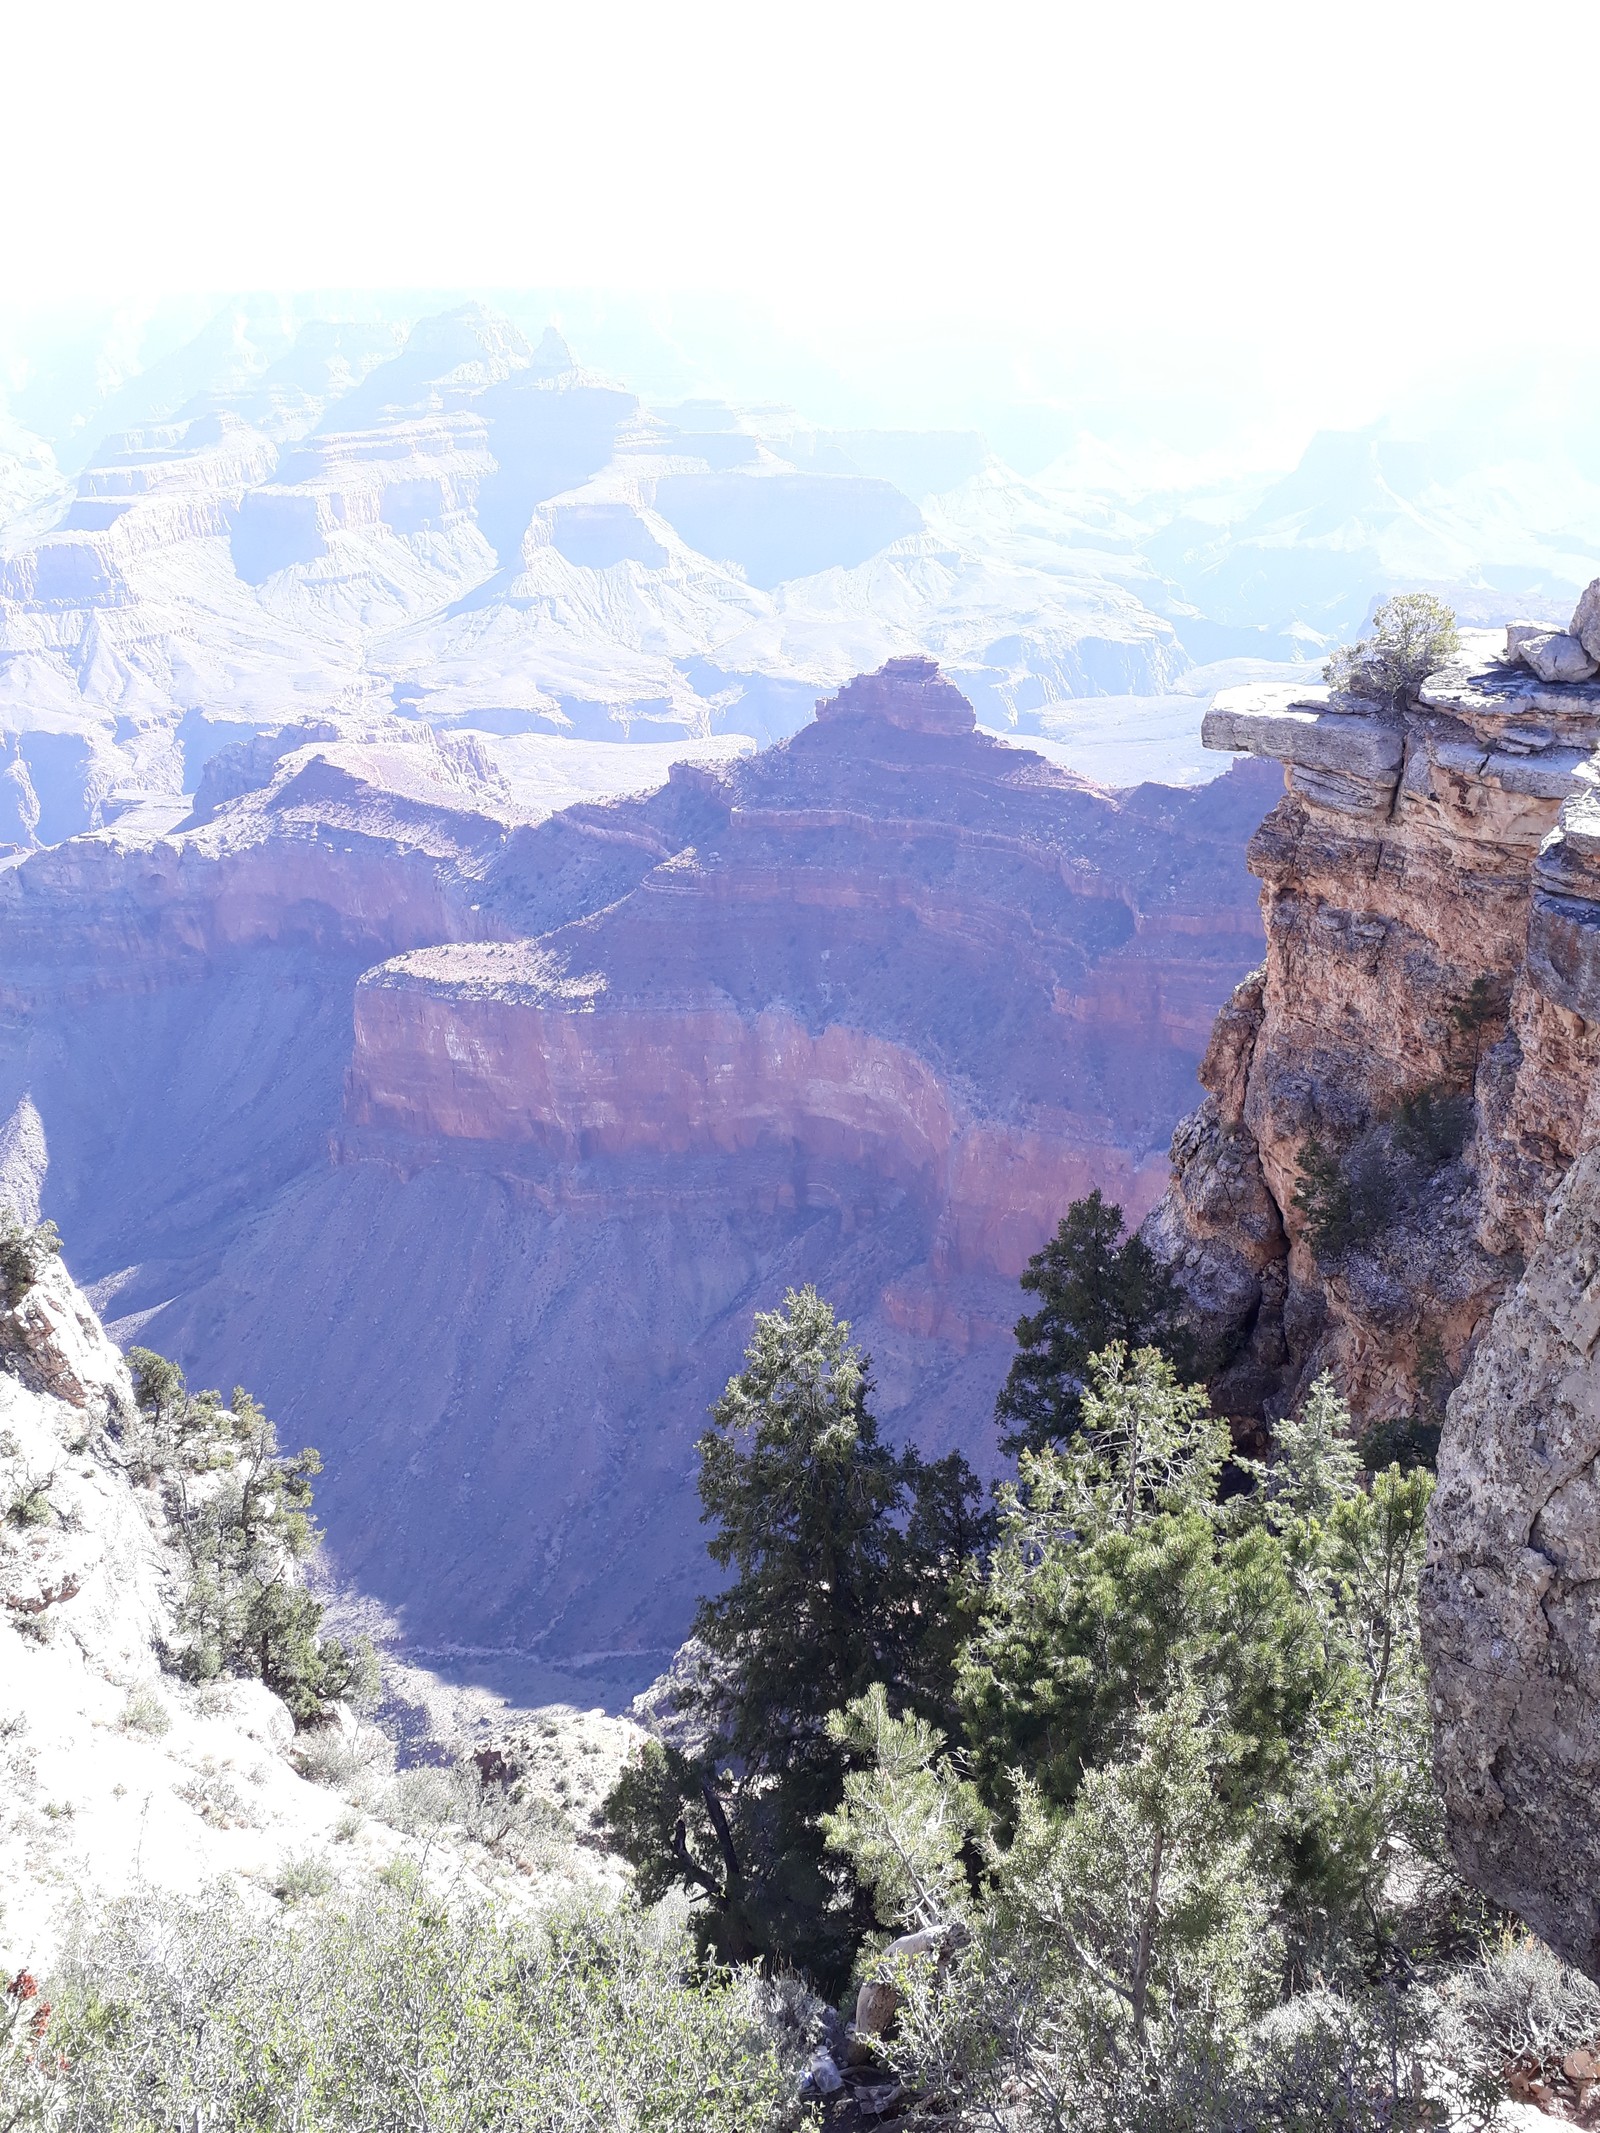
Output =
[
  {"x1": 1323, "y1": 592, "x2": 1459, "y2": 706},
  {"x1": 962, "y1": 1346, "x2": 1322, "y2": 1816},
  {"x1": 125, "y1": 1349, "x2": 375, "y2": 1724},
  {"x1": 604, "y1": 1285, "x2": 984, "y2": 1985},
  {"x1": 995, "y1": 1192, "x2": 1195, "y2": 1455}
]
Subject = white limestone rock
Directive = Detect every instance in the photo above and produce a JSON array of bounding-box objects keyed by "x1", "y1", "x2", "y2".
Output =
[
  {"x1": 1573, "y1": 578, "x2": 1600, "y2": 666},
  {"x1": 1505, "y1": 621, "x2": 1552, "y2": 664},
  {"x1": 0, "y1": 1262, "x2": 347, "y2": 1970},
  {"x1": 1202, "y1": 683, "x2": 1403, "y2": 812},
  {"x1": 1517, "y1": 632, "x2": 1599, "y2": 685}
]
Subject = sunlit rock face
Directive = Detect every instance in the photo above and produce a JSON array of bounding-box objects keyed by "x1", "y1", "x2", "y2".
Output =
[
  {"x1": 1139, "y1": 593, "x2": 1600, "y2": 1982},
  {"x1": 0, "y1": 661, "x2": 1271, "y2": 1701},
  {"x1": 1147, "y1": 636, "x2": 1600, "y2": 1426},
  {"x1": 345, "y1": 656, "x2": 1268, "y2": 1283}
]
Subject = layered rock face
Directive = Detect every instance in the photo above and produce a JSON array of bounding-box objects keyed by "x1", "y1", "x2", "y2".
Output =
[
  {"x1": 345, "y1": 657, "x2": 1264, "y2": 1285},
  {"x1": 1145, "y1": 587, "x2": 1600, "y2": 1976},
  {"x1": 0, "y1": 658, "x2": 1272, "y2": 1696},
  {"x1": 0, "y1": 301, "x2": 1199, "y2": 847},
  {"x1": 1149, "y1": 629, "x2": 1600, "y2": 1422}
]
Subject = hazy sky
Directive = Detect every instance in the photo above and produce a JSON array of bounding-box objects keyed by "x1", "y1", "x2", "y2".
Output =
[{"x1": 6, "y1": 0, "x2": 1600, "y2": 452}]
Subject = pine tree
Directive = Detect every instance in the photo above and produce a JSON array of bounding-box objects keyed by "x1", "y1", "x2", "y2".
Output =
[
  {"x1": 962, "y1": 1346, "x2": 1321, "y2": 1815},
  {"x1": 604, "y1": 1286, "x2": 984, "y2": 1985},
  {"x1": 995, "y1": 1192, "x2": 1196, "y2": 1455}
]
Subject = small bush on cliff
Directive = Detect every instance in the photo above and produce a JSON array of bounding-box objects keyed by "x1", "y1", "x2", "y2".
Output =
[
  {"x1": 0, "y1": 1211, "x2": 61, "y2": 1312},
  {"x1": 603, "y1": 1285, "x2": 986, "y2": 1988},
  {"x1": 124, "y1": 1348, "x2": 376, "y2": 1726},
  {"x1": 1295, "y1": 1087, "x2": 1472, "y2": 1262},
  {"x1": 1323, "y1": 592, "x2": 1459, "y2": 706},
  {"x1": 994, "y1": 1190, "x2": 1196, "y2": 1455},
  {"x1": 1390, "y1": 1081, "x2": 1473, "y2": 1168},
  {"x1": 1292, "y1": 1133, "x2": 1358, "y2": 1253}
]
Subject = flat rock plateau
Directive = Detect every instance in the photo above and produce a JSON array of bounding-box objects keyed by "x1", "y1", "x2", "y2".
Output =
[{"x1": 0, "y1": 656, "x2": 1274, "y2": 1703}]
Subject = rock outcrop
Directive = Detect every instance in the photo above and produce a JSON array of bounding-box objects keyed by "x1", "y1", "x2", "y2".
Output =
[
  {"x1": 343, "y1": 656, "x2": 1266, "y2": 1285},
  {"x1": 1148, "y1": 621, "x2": 1600, "y2": 1424},
  {"x1": 0, "y1": 1245, "x2": 638, "y2": 1971},
  {"x1": 0, "y1": 1255, "x2": 361, "y2": 1969},
  {"x1": 1146, "y1": 578, "x2": 1600, "y2": 1977},
  {"x1": 0, "y1": 659, "x2": 1273, "y2": 1695}
]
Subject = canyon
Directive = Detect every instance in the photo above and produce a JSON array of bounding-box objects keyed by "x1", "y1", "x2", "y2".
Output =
[
  {"x1": 1143, "y1": 586, "x2": 1600, "y2": 1977},
  {"x1": 10, "y1": 295, "x2": 1596, "y2": 853},
  {"x1": 0, "y1": 657, "x2": 1274, "y2": 1703},
  {"x1": 0, "y1": 301, "x2": 1217, "y2": 849}
]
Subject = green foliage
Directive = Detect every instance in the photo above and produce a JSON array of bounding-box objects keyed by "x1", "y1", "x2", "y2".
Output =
[
  {"x1": 1212, "y1": 1375, "x2": 1442, "y2": 1973},
  {"x1": 1450, "y1": 975, "x2": 1504, "y2": 1065},
  {"x1": 118, "y1": 1685, "x2": 170, "y2": 1738},
  {"x1": 995, "y1": 1191, "x2": 1196, "y2": 1456},
  {"x1": 1293, "y1": 1088, "x2": 1471, "y2": 1261},
  {"x1": 1291, "y1": 1132, "x2": 1360, "y2": 1254},
  {"x1": 0, "y1": 1212, "x2": 61, "y2": 1312},
  {"x1": 997, "y1": 1689, "x2": 1276, "y2": 2052},
  {"x1": 5, "y1": 1482, "x2": 51, "y2": 1529},
  {"x1": 1258, "y1": 1372, "x2": 1364, "y2": 1529},
  {"x1": 820, "y1": 1685, "x2": 985, "y2": 1935},
  {"x1": 809, "y1": 1353, "x2": 1465, "y2": 2126},
  {"x1": 22, "y1": 1879, "x2": 800, "y2": 2132},
  {"x1": 1047, "y1": 1343, "x2": 1229, "y2": 1539},
  {"x1": 1293, "y1": 1081, "x2": 1475, "y2": 1272},
  {"x1": 1390, "y1": 1082, "x2": 1473, "y2": 1168},
  {"x1": 959, "y1": 1351, "x2": 1320, "y2": 1815},
  {"x1": 864, "y1": 1690, "x2": 1279, "y2": 2133},
  {"x1": 123, "y1": 1349, "x2": 376, "y2": 1726},
  {"x1": 1359, "y1": 1412, "x2": 1442, "y2": 1472},
  {"x1": 604, "y1": 1285, "x2": 985, "y2": 1986},
  {"x1": 1323, "y1": 592, "x2": 1460, "y2": 706}
]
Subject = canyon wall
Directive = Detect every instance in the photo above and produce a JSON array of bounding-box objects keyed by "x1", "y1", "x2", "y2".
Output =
[
  {"x1": 0, "y1": 658, "x2": 1272, "y2": 1701},
  {"x1": 1144, "y1": 603, "x2": 1600, "y2": 1975}
]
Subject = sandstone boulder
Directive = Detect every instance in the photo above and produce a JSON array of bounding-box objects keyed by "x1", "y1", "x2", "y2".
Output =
[
  {"x1": 1517, "y1": 632, "x2": 1599, "y2": 685},
  {"x1": 1573, "y1": 578, "x2": 1600, "y2": 665}
]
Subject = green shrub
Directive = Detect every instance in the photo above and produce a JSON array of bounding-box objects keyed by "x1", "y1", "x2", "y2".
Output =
[
  {"x1": 118, "y1": 1686, "x2": 170, "y2": 1738},
  {"x1": 270, "y1": 1851, "x2": 336, "y2": 1904},
  {"x1": 5, "y1": 1481, "x2": 51, "y2": 1530},
  {"x1": 33, "y1": 1878, "x2": 801, "y2": 2132},
  {"x1": 1323, "y1": 593, "x2": 1459, "y2": 707},
  {"x1": 1363, "y1": 1416, "x2": 1443, "y2": 1471},
  {"x1": 0, "y1": 1211, "x2": 61, "y2": 1312},
  {"x1": 1294, "y1": 1089, "x2": 1471, "y2": 1261},
  {"x1": 122, "y1": 1348, "x2": 376, "y2": 1726},
  {"x1": 1292, "y1": 1133, "x2": 1356, "y2": 1254},
  {"x1": 1390, "y1": 1082, "x2": 1473, "y2": 1167}
]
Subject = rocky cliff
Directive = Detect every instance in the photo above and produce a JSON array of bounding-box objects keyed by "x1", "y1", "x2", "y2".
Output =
[
  {"x1": 0, "y1": 657, "x2": 1273, "y2": 1700},
  {"x1": 0, "y1": 1245, "x2": 638, "y2": 1972},
  {"x1": 0, "y1": 1252, "x2": 369, "y2": 1969},
  {"x1": 1145, "y1": 586, "x2": 1600, "y2": 1975}
]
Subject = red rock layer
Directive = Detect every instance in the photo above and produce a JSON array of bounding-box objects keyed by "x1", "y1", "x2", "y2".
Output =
[{"x1": 342, "y1": 666, "x2": 1275, "y2": 1294}]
